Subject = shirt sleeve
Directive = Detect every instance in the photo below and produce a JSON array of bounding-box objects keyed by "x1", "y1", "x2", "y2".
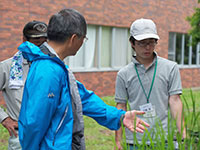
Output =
[
  {"x1": 18, "y1": 61, "x2": 62, "y2": 150},
  {"x1": 115, "y1": 73, "x2": 128, "y2": 103},
  {"x1": 77, "y1": 81, "x2": 125, "y2": 130},
  {"x1": 0, "y1": 107, "x2": 9, "y2": 123},
  {"x1": 0, "y1": 60, "x2": 9, "y2": 123},
  {"x1": 168, "y1": 64, "x2": 182, "y2": 96}
]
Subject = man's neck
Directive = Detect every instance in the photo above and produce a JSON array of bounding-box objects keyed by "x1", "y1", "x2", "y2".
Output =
[
  {"x1": 136, "y1": 55, "x2": 155, "y2": 69},
  {"x1": 47, "y1": 41, "x2": 66, "y2": 60}
]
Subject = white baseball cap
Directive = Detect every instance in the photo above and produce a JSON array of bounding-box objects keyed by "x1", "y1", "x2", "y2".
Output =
[{"x1": 130, "y1": 18, "x2": 160, "y2": 41}]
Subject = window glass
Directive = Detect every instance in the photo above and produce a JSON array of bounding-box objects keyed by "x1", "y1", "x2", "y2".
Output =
[
  {"x1": 175, "y1": 33, "x2": 182, "y2": 64},
  {"x1": 84, "y1": 25, "x2": 97, "y2": 68},
  {"x1": 92, "y1": 26, "x2": 99, "y2": 68},
  {"x1": 192, "y1": 44, "x2": 196, "y2": 64},
  {"x1": 65, "y1": 25, "x2": 133, "y2": 70},
  {"x1": 168, "y1": 32, "x2": 175, "y2": 61},
  {"x1": 127, "y1": 31, "x2": 133, "y2": 64},
  {"x1": 184, "y1": 34, "x2": 190, "y2": 65},
  {"x1": 65, "y1": 25, "x2": 96, "y2": 69},
  {"x1": 68, "y1": 43, "x2": 85, "y2": 68},
  {"x1": 113, "y1": 28, "x2": 128, "y2": 68},
  {"x1": 168, "y1": 32, "x2": 198, "y2": 66},
  {"x1": 197, "y1": 44, "x2": 200, "y2": 65},
  {"x1": 101, "y1": 26, "x2": 111, "y2": 67}
]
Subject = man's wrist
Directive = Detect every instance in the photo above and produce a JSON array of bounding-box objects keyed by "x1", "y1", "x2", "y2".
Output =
[
  {"x1": 1, "y1": 116, "x2": 9, "y2": 124},
  {"x1": 0, "y1": 114, "x2": 9, "y2": 123}
]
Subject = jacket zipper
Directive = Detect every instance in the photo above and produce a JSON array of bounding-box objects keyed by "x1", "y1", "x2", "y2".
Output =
[{"x1": 53, "y1": 105, "x2": 69, "y2": 146}]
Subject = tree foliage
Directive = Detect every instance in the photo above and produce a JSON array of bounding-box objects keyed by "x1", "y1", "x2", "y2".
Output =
[{"x1": 187, "y1": 0, "x2": 200, "y2": 46}]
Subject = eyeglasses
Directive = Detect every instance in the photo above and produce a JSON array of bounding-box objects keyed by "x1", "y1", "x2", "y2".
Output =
[{"x1": 136, "y1": 41, "x2": 157, "y2": 47}]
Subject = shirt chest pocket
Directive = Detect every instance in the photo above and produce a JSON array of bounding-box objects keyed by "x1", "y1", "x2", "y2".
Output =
[{"x1": 9, "y1": 86, "x2": 24, "y2": 103}]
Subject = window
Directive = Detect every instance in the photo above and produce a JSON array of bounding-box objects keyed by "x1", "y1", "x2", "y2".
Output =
[
  {"x1": 168, "y1": 32, "x2": 200, "y2": 67},
  {"x1": 64, "y1": 25, "x2": 132, "y2": 71}
]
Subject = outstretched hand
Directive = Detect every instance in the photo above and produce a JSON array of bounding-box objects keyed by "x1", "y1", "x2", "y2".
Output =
[{"x1": 123, "y1": 110, "x2": 150, "y2": 133}]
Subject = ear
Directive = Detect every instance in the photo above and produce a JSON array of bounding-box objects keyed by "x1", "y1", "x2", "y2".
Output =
[
  {"x1": 129, "y1": 40, "x2": 135, "y2": 49},
  {"x1": 69, "y1": 34, "x2": 78, "y2": 45}
]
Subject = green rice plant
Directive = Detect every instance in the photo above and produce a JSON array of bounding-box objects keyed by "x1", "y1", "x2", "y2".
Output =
[
  {"x1": 117, "y1": 89, "x2": 200, "y2": 150},
  {"x1": 0, "y1": 91, "x2": 200, "y2": 150},
  {"x1": 181, "y1": 90, "x2": 200, "y2": 150}
]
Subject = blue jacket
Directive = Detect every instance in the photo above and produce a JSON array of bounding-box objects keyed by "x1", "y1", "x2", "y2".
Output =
[{"x1": 18, "y1": 42, "x2": 125, "y2": 150}]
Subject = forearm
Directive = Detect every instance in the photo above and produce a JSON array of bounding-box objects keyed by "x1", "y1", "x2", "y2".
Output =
[
  {"x1": 169, "y1": 95, "x2": 186, "y2": 138},
  {"x1": 114, "y1": 103, "x2": 127, "y2": 150},
  {"x1": 115, "y1": 128, "x2": 123, "y2": 149},
  {"x1": 116, "y1": 104, "x2": 127, "y2": 133}
]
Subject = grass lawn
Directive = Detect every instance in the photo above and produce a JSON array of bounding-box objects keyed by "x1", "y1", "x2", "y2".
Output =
[
  {"x1": 0, "y1": 124, "x2": 8, "y2": 150},
  {"x1": 0, "y1": 96, "x2": 117, "y2": 150},
  {"x1": 0, "y1": 90, "x2": 200, "y2": 150},
  {"x1": 84, "y1": 96, "x2": 116, "y2": 150}
]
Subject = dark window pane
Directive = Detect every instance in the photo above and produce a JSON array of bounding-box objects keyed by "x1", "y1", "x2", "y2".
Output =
[
  {"x1": 184, "y1": 34, "x2": 190, "y2": 65},
  {"x1": 168, "y1": 32, "x2": 175, "y2": 61},
  {"x1": 176, "y1": 33, "x2": 182, "y2": 64},
  {"x1": 192, "y1": 44, "x2": 196, "y2": 64}
]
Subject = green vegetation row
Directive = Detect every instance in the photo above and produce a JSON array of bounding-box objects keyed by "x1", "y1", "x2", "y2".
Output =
[{"x1": 0, "y1": 89, "x2": 200, "y2": 150}]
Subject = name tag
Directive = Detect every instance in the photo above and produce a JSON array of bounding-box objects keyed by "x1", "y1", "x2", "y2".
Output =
[{"x1": 139, "y1": 103, "x2": 156, "y2": 118}]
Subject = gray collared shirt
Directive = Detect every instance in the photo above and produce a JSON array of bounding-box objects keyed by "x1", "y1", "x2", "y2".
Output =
[
  {"x1": 0, "y1": 57, "x2": 29, "y2": 122},
  {"x1": 115, "y1": 53, "x2": 182, "y2": 144},
  {"x1": 0, "y1": 43, "x2": 59, "y2": 123}
]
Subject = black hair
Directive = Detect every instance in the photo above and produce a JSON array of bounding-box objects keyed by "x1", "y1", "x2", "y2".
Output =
[
  {"x1": 47, "y1": 8, "x2": 87, "y2": 43},
  {"x1": 129, "y1": 36, "x2": 136, "y2": 45},
  {"x1": 129, "y1": 36, "x2": 158, "y2": 46}
]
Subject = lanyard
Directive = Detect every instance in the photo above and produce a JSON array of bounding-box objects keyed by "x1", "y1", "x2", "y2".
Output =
[{"x1": 134, "y1": 59, "x2": 157, "y2": 103}]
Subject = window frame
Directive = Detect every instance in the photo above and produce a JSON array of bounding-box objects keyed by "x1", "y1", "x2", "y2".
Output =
[
  {"x1": 168, "y1": 32, "x2": 200, "y2": 68},
  {"x1": 65, "y1": 25, "x2": 132, "y2": 72}
]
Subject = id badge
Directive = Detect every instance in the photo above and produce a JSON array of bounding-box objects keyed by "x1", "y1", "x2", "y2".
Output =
[{"x1": 139, "y1": 103, "x2": 156, "y2": 118}]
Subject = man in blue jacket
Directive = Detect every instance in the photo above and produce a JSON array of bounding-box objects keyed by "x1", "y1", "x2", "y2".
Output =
[{"x1": 18, "y1": 9, "x2": 149, "y2": 150}]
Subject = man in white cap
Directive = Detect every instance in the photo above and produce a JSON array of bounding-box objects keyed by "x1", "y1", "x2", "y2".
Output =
[
  {"x1": 114, "y1": 18, "x2": 186, "y2": 150},
  {"x1": 0, "y1": 20, "x2": 47, "y2": 150}
]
